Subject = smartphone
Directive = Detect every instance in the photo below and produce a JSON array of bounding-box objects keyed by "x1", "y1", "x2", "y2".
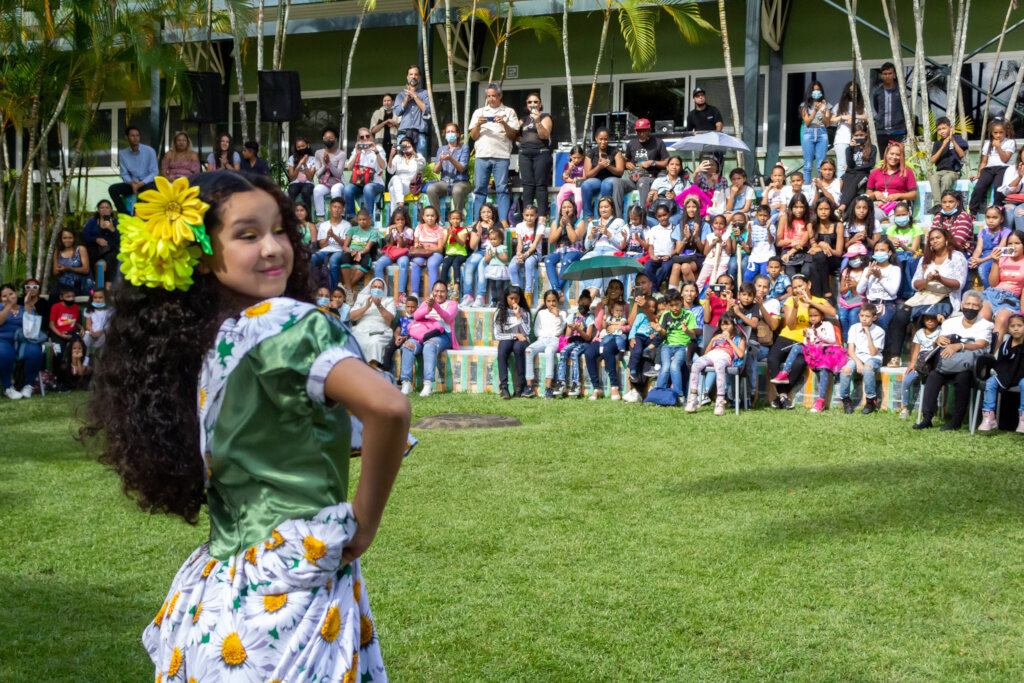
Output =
[
  {"x1": 485, "y1": 116, "x2": 496, "y2": 122},
  {"x1": 1000, "y1": 246, "x2": 1016, "y2": 256},
  {"x1": 357, "y1": 143, "x2": 369, "y2": 150},
  {"x1": 710, "y1": 284, "x2": 726, "y2": 294}
]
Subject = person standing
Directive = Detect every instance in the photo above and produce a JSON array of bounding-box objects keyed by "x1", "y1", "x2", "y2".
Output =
[
  {"x1": 393, "y1": 66, "x2": 431, "y2": 158},
  {"x1": 517, "y1": 92, "x2": 554, "y2": 220},
  {"x1": 239, "y1": 140, "x2": 270, "y2": 176},
  {"x1": 426, "y1": 122, "x2": 472, "y2": 217},
  {"x1": 685, "y1": 87, "x2": 723, "y2": 132},
  {"x1": 470, "y1": 82, "x2": 520, "y2": 224},
  {"x1": 871, "y1": 62, "x2": 906, "y2": 149},
  {"x1": 613, "y1": 119, "x2": 669, "y2": 219},
  {"x1": 369, "y1": 94, "x2": 401, "y2": 160},
  {"x1": 828, "y1": 81, "x2": 867, "y2": 178},
  {"x1": 108, "y1": 126, "x2": 158, "y2": 214},
  {"x1": 313, "y1": 126, "x2": 347, "y2": 221},
  {"x1": 799, "y1": 81, "x2": 829, "y2": 183}
]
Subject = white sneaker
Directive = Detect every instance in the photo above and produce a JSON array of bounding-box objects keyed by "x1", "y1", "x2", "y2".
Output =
[
  {"x1": 4, "y1": 387, "x2": 22, "y2": 400},
  {"x1": 460, "y1": 295, "x2": 474, "y2": 307},
  {"x1": 623, "y1": 389, "x2": 641, "y2": 403},
  {"x1": 899, "y1": 407, "x2": 911, "y2": 419},
  {"x1": 19, "y1": 385, "x2": 33, "y2": 399},
  {"x1": 401, "y1": 381, "x2": 413, "y2": 395},
  {"x1": 473, "y1": 296, "x2": 486, "y2": 307},
  {"x1": 419, "y1": 381, "x2": 434, "y2": 397}
]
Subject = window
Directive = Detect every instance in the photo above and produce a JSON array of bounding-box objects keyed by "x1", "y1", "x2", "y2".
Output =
[
  {"x1": 784, "y1": 70, "x2": 856, "y2": 147},
  {"x1": 957, "y1": 58, "x2": 1024, "y2": 139},
  {"x1": 550, "y1": 84, "x2": 611, "y2": 146},
  {"x1": 693, "y1": 75, "x2": 766, "y2": 146},
  {"x1": 117, "y1": 108, "x2": 152, "y2": 148},
  {"x1": 19, "y1": 126, "x2": 63, "y2": 169},
  {"x1": 621, "y1": 77, "x2": 689, "y2": 131},
  {"x1": 85, "y1": 108, "x2": 113, "y2": 168}
]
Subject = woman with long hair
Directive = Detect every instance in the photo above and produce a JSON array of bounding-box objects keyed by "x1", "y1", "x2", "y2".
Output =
[
  {"x1": 207, "y1": 132, "x2": 240, "y2": 170},
  {"x1": 161, "y1": 131, "x2": 201, "y2": 180},
  {"x1": 828, "y1": 80, "x2": 867, "y2": 178},
  {"x1": 81, "y1": 171, "x2": 410, "y2": 680},
  {"x1": 866, "y1": 141, "x2": 918, "y2": 221},
  {"x1": 799, "y1": 80, "x2": 829, "y2": 182},
  {"x1": 838, "y1": 120, "x2": 876, "y2": 215}
]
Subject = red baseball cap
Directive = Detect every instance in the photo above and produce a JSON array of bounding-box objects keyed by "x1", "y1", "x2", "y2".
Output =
[{"x1": 635, "y1": 118, "x2": 652, "y2": 130}]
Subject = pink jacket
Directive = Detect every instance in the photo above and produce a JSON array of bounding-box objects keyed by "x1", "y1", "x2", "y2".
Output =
[{"x1": 409, "y1": 300, "x2": 460, "y2": 349}]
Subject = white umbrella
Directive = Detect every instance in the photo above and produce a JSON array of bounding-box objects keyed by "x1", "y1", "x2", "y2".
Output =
[{"x1": 669, "y1": 132, "x2": 751, "y2": 154}]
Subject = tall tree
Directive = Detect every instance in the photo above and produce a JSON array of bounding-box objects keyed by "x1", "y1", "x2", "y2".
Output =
[
  {"x1": 843, "y1": 0, "x2": 878, "y2": 147},
  {"x1": 226, "y1": 0, "x2": 250, "y2": 143},
  {"x1": 342, "y1": 0, "x2": 378, "y2": 151},
  {"x1": 878, "y1": 0, "x2": 920, "y2": 161},
  {"x1": 461, "y1": 0, "x2": 478, "y2": 131},
  {"x1": 980, "y1": 0, "x2": 1015, "y2": 143},
  {"x1": 442, "y1": 0, "x2": 459, "y2": 127},
  {"x1": 415, "y1": 0, "x2": 444, "y2": 146},
  {"x1": 561, "y1": 0, "x2": 577, "y2": 144},
  {"x1": 717, "y1": 0, "x2": 741, "y2": 164}
]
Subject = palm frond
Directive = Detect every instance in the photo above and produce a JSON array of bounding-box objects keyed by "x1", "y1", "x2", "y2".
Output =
[
  {"x1": 927, "y1": 111, "x2": 974, "y2": 140},
  {"x1": 615, "y1": 0, "x2": 657, "y2": 72},
  {"x1": 654, "y1": 0, "x2": 717, "y2": 44},
  {"x1": 509, "y1": 14, "x2": 560, "y2": 42}
]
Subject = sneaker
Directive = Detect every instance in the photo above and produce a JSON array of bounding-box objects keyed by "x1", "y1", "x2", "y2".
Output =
[
  {"x1": 810, "y1": 398, "x2": 826, "y2": 413},
  {"x1": 779, "y1": 394, "x2": 794, "y2": 410},
  {"x1": 473, "y1": 296, "x2": 486, "y2": 307},
  {"x1": 588, "y1": 389, "x2": 603, "y2": 401},
  {"x1": 940, "y1": 422, "x2": 961, "y2": 432},
  {"x1": 714, "y1": 398, "x2": 726, "y2": 416},
  {"x1": 4, "y1": 387, "x2": 22, "y2": 400},
  {"x1": 978, "y1": 410, "x2": 997, "y2": 432},
  {"x1": 500, "y1": 387, "x2": 512, "y2": 400},
  {"x1": 677, "y1": 395, "x2": 687, "y2": 407},
  {"x1": 913, "y1": 420, "x2": 933, "y2": 430},
  {"x1": 610, "y1": 388, "x2": 621, "y2": 401},
  {"x1": 521, "y1": 384, "x2": 537, "y2": 398},
  {"x1": 770, "y1": 371, "x2": 790, "y2": 385},
  {"x1": 1017, "y1": 413, "x2": 1024, "y2": 434},
  {"x1": 684, "y1": 396, "x2": 699, "y2": 412},
  {"x1": 568, "y1": 383, "x2": 580, "y2": 397},
  {"x1": 544, "y1": 387, "x2": 554, "y2": 400},
  {"x1": 513, "y1": 385, "x2": 524, "y2": 398},
  {"x1": 899, "y1": 408, "x2": 911, "y2": 419},
  {"x1": 700, "y1": 395, "x2": 712, "y2": 407},
  {"x1": 842, "y1": 397, "x2": 854, "y2": 414},
  {"x1": 419, "y1": 381, "x2": 434, "y2": 398},
  {"x1": 400, "y1": 381, "x2": 413, "y2": 395},
  {"x1": 552, "y1": 381, "x2": 566, "y2": 395},
  {"x1": 770, "y1": 395, "x2": 782, "y2": 409},
  {"x1": 861, "y1": 397, "x2": 876, "y2": 415},
  {"x1": 460, "y1": 295, "x2": 474, "y2": 307},
  {"x1": 645, "y1": 365, "x2": 661, "y2": 378},
  {"x1": 623, "y1": 389, "x2": 641, "y2": 403},
  {"x1": 628, "y1": 373, "x2": 640, "y2": 385},
  {"x1": 19, "y1": 385, "x2": 33, "y2": 399}
]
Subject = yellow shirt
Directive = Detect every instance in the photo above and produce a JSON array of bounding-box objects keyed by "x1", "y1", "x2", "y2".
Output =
[{"x1": 779, "y1": 296, "x2": 828, "y2": 342}]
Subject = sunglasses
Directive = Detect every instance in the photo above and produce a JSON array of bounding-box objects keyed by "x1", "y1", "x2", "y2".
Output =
[{"x1": 359, "y1": 135, "x2": 371, "y2": 139}]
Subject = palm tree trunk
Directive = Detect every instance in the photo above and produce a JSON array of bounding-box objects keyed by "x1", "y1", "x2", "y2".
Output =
[
  {"x1": 581, "y1": 12, "x2": 610, "y2": 146},
  {"x1": 945, "y1": 0, "x2": 970, "y2": 121},
  {"x1": 1004, "y1": 55, "x2": 1024, "y2": 133},
  {"x1": 488, "y1": 14, "x2": 501, "y2": 82},
  {"x1": 844, "y1": 0, "x2": 878, "y2": 146},
  {"x1": 255, "y1": 0, "x2": 265, "y2": 147},
  {"x1": 878, "y1": 0, "x2": 919, "y2": 160},
  {"x1": 443, "y1": 0, "x2": 458, "y2": 127},
  {"x1": 418, "y1": 2, "x2": 444, "y2": 147},
  {"x1": 0, "y1": 135, "x2": 7, "y2": 278},
  {"x1": 35, "y1": 135, "x2": 50, "y2": 282},
  {"x1": 498, "y1": 1, "x2": 513, "y2": 87},
  {"x1": 980, "y1": 0, "x2": 1014, "y2": 144},
  {"x1": 911, "y1": 0, "x2": 928, "y2": 133},
  {"x1": 342, "y1": 7, "x2": 367, "y2": 153},
  {"x1": 562, "y1": 0, "x2": 577, "y2": 144},
  {"x1": 462, "y1": 0, "x2": 478, "y2": 129},
  {"x1": 718, "y1": 0, "x2": 742, "y2": 167},
  {"x1": 274, "y1": 0, "x2": 293, "y2": 70},
  {"x1": 227, "y1": 2, "x2": 250, "y2": 142}
]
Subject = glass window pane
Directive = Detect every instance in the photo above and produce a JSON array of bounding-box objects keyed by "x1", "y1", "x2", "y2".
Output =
[
  {"x1": 621, "y1": 77, "x2": 689, "y2": 131},
  {"x1": 84, "y1": 108, "x2": 112, "y2": 168},
  {"x1": 693, "y1": 75, "x2": 766, "y2": 146},
  {"x1": 550, "y1": 84, "x2": 611, "y2": 146}
]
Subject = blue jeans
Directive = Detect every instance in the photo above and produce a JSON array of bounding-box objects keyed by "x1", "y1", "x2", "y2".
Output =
[
  {"x1": 0, "y1": 338, "x2": 43, "y2": 390},
  {"x1": 374, "y1": 254, "x2": 410, "y2": 295},
  {"x1": 982, "y1": 287, "x2": 1022, "y2": 315},
  {"x1": 815, "y1": 369, "x2": 833, "y2": 400},
  {"x1": 410, "y1": 253, "x2": 444, "y2": 297},
  {"x1": 400, "y1": 334, "x2": 452, "y2": 384},
  {"x1": 580, "y1": 177, "x2": 618, "y2": 219},
  {"x1": 1005, "y1": 203, "x2": 1024, "y2": 231},
  {"x1": 643, "y1": 258, "x2": 674, "y2": 291},
  {"x1": 871, "y1": 301, "x2": 897, "y2": 335},
  {"x1": 901, "y1": 368, "x2": 920, "y2": 409},
  {"x1": 509, "y1": 254, "x2": 540, "y2": 293},
  {"x1": 311, "y1": 249, "x2": 344, "y2": 288},
  {"x1": 462, "y1": 251, "x2": 487, "y2": 299},
  {"x1": 896, "y1": 252, "x2": 919, "y2": 299},
  {"x1": 473, "y1": 157, "x2": 510, "y2": 223},
  {"x1": 557, "y1": 341, "x2": 588, "y2": 385},
  {"x1": 978, "y1": 258, "x2": 996, "y2": 288},
  {"x1": 544, "y1": 249, "x2": 583, "y2": 296},
  {"x1": 801, "y1": 126, "x2": 828, "y2": 182},
  {"x1": 838, "y1": 306, "x2": 861, "y2": 340},
  {"x1": 657, "y1": 344, "x2": 688, "y2": 395},
  {"x1": 839, "y1": 357, "x2": 882, "y2": 399},
  {"x1": 983, "y1": 375, "x2": 1024, "y2": 412},
  {"x1": 343, "y1": 182, "x2": 384, "y2": 220}
]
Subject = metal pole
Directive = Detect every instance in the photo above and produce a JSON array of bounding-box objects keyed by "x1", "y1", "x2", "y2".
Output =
[{"x1": 742, "y1": 0, "x2": 761, "y2": 179}]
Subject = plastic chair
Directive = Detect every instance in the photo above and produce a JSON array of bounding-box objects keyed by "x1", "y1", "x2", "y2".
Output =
[{"x1": 697, "y1": 362, "x2": 749, "y2": 416}]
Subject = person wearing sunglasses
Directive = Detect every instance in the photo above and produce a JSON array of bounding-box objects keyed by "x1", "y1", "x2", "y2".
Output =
[
  {"x1": 387, "y1": 136, "x2": 426, "y2": 219},
  {"x1": 344, "y1": 127, "x2": 386, "y2": 221}
]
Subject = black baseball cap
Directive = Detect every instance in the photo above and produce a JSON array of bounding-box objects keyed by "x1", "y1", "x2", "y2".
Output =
[{"x1": 693, "y1": 87, "x2": 706, "y2": 96}]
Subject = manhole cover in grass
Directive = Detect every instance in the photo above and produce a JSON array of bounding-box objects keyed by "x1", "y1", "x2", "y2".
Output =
[{"x1": 413, "y1": 413, "x2": 523, "y2": 430}]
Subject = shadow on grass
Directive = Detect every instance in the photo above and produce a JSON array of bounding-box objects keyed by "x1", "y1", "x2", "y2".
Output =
[
  {"x1": 0, "y1": 573, "x2": 153, "y2": 680},
  {"x1": 676, "y1": 458, "x2": 1024, "y2": 541}
]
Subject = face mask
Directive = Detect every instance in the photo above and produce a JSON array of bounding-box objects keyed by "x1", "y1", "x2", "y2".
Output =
[
  {"x1": 316, "y1": 297, "x2": 330, "y2": 307},
  {"x1": 893, "y1": 215, "x2": 910, "y2": 227},
  {"x1": 872, "y1": 253, "x2": 890, "y2": 263},
  {"x1": 93, "y1": 301, "x2": 106, "y2": 309},
  {"x1": 962, "y1": 307, "x2": 980, "y2": 321},
  {"x1": 323, "y1": 139, "x2": 336, "y2": 148},
  {"x1": 295, "y1": 148, "x2": 308, "y2": 155},
  {"x1": 811, "y1": 91, "x2": 823, "y2": 100},
  {"x1": 370, "y1": 288, "x2": 385, "y2": 298},
  {"x1": 848, "y1": 257, "x2": 865, "y2": 269},
  {"x1": 445, "y1": 132, "x2": 457, "y2": 144},
  {"x1": 941, "y1": 207, "x2": 957, "y2": 216}
]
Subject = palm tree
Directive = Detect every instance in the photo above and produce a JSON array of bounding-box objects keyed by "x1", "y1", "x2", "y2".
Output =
[
  {"x1": 226, "y1": 0, "x2": 250, "y2": 143},
  {"x1": 842, "y1": 0, "x2": 877, "y2": 146},
  {"x1": 341, "y1": 0, "x2": 378, "y2": 151},
  {"x1": 442, "y1": 0, "x2": 459, "y2": 127},
  {"x1": 467, "y1": 2, "x2": 559, "y2": 85},
  {"x1": 945, "y1": 0, "x2": 970, "y2": 121},
  {"x1": 979, "y1": 0, "x2": 1015, "y2": 144},
  {"x1": 414, "y1": 0, "x2": 444, "y2": 146},
  {"x1": 878, "y1": 0, "x2": 920, "y2": 163},
  {"x1": 561, "y1": 0, "x2": 576, "y2": 144},
  {"x1": 716, "y1": 0, "x2": 741, "y2": 165},
  {"x1": 461, "y1": 0, "x2": 478, "y2": 131},
  {"x1": 581, "y1": 0, "x2": 714, "y2": 145}
]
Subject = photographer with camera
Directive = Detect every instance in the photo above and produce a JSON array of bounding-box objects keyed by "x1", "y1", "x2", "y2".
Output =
[
  {"x1": 427, "y1": 122, "x2": 471, "y2": 218},
  {"x1": 82, "y1": 199, "x2": 119, "y2": 287},
  {"x1": 344, "y1": 127, "x2": 386, "y2": 221}
]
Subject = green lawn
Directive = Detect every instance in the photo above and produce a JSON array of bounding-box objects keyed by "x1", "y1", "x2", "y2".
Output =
[{"x1": 3, "y1": 393, "x2": 1024, "y2": 681}]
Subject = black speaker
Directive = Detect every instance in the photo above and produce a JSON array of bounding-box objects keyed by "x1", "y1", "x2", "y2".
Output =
[
  {"x1": 182, "y1": 72, "x2": 226, "y2": 124},
  {"x1": 258, "y1": 71, "x2": 302, "y2": 123}
]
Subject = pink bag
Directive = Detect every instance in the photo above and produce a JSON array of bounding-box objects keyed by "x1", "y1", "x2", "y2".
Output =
[{"x1": 557, "y1": 335, "x2": 568, "y2": 352}]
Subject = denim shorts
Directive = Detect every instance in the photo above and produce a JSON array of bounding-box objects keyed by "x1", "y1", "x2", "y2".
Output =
[{"x1": 982, "y1": 287, "x2": 1022, "y2": 314}]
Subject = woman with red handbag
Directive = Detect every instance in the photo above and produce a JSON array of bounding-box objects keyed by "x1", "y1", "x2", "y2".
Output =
[{"x1": 344, "y1": 127, "x2": 386, "y2": 221}]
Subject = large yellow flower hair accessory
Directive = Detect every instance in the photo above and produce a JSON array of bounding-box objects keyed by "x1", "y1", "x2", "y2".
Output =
[{"x1": 118, "y1": 176, "x2": 212, "y2": 291}]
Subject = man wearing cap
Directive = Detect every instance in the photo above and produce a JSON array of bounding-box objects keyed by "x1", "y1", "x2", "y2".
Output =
[
  {"x1": 685, "y1": 88, "x2": 723, "y2": 132},
  {"x1": 613, "y1": 119, "x2": 670, "y2": 217}
]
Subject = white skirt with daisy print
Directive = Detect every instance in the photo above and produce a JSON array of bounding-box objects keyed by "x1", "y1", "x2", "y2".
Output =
[{"x1": 142, "y1": 501, "x2": 387, "y2": 682}]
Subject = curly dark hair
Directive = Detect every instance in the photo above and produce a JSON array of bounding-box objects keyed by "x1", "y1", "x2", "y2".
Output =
[{"x1": 79, "y1": 171, "x2": 314, "y2": 523}]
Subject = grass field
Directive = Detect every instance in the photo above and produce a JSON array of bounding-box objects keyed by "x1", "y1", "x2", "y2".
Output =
[{"x1": 3, "y1": 393, "x2": 1024, "y2": 681}]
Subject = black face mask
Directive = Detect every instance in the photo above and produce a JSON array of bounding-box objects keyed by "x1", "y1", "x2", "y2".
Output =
[
  {"x1": 295, "y1": 147, "x2": 308, "y2": 155},
  {"x1": 962, "y1": 307, "x2": 980, "y2": 321},
  {"x1": 323, "y1": 139, "x2": 336, "y2": 149}
]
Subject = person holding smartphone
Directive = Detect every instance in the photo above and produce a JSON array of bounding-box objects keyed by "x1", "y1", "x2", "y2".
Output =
[
  {"x1": 517, "y1": 93, "x2": 554, "y2": 222},
  {"x1": 580, "y1": 128, "x2": 625, "y2": 220},
  {"x1": 470, "y1": 82, "x2": 520, "y2": 224},
  {"x1": 286, "y1": 137, "x2": 317, "y2": 212},
  {"x1": 81, "y1": 199, "x2": 120, "y2": 287}
]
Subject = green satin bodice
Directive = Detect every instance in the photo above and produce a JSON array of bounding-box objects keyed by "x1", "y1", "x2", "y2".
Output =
[{"x1": 206, "y1": 313, "x2": 351, "y2": 560}]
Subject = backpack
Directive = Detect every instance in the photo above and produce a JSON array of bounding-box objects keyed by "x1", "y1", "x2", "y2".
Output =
[{"x1": 643, "y1": 387, "x2": 681, "y2": 407}]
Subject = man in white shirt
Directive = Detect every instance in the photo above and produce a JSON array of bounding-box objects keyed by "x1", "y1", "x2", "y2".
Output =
[{"x1": 470, "y1": 82, "x2": 520, "y2": 224}]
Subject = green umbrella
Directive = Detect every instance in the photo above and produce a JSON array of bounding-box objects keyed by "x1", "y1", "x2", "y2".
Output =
[{"x1": 559, "y1": 255, "x2": 643, "y2": 281}]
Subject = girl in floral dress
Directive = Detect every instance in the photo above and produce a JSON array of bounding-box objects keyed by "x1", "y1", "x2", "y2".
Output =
[{"x1": 81, "y1": 171, "x2": 411, "y2": 682}]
